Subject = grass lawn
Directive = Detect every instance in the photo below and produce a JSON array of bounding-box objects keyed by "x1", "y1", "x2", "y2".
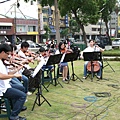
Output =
[{"x1": 1, "y1": 60, "x2": 120, "y2": 120}]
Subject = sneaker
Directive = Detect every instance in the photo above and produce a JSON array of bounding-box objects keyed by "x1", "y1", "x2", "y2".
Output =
[
  {"x1": 27, "y1": 92, "x2": 32, "y2": 96},
  {"x1": 65, "y1": 78, "x2": 69, "y2": 81},
  {"x1": 1, "y1": 105, "x2": 7, "y2": 112},
  {"x1": 25, "y1": 99, "x2": 28, "y2": 102},
  {"x1": 62, "y1": 79, "x2": 68, "y2": 84},
  {"x1": 9, "y1": 116, "x2": 26, "y2": 120},
  {"x1": 18, "y1": 116, "x2": 27, "y2": 120},
  {"x1": 83, "y1": 76, "x2": 87, "y2": 79},
  {"x1": 51, "y1": 68, "x2": 54, "y2": 72},
  {"x1": 21, "y1": 106, "x2": 27, "y2": 112},
  {"x1": 97, "y1": 76, "x2": 101, "y2": 79}
]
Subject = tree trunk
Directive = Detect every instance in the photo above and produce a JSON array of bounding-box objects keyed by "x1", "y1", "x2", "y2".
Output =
[
  {"x1": 105, "y1": 21, "x2": 111, "y2": 45},
  {"x1": 80, "y1": 24, "x2": 87, "y2": 46},
  {"x1": 54, "y1": 0, "x2": 60, "y2": 45}
]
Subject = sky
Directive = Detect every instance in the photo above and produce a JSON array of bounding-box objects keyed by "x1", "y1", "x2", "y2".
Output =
[{"x1": 0, "y1": 0, "x2": 38, "y2": 19}]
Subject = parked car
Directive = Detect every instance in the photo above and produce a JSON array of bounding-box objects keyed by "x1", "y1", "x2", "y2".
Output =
[
  {"x1": 95, "y1": 36, "x2": 109, "y2": 48},
  {"x1": 112, "y1": 38, "x2": 120, "y2": 47},
  {"x1": 16, "y1": 40, "x2": 45, "y2": 52}
]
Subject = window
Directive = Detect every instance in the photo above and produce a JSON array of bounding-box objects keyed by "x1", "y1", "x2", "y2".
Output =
[
  {"x1": 28, "y1": 26, "x2": 36, "y2": 32},
  {"x1": 16, "y1": 25, "x2": 26, "y2": 32},
  {"x1": 92, "y1": 28, "x2": 96, "y2": 31},
  {"x1": 0, "y1": 26, "x2": 11, "y2": 30}
]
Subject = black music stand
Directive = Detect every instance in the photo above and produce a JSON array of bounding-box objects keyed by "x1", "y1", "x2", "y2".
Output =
[
  {"x1": 46, "y1": 54, "x2": 63, "y2": 88},
  {"x1": 102, "y1": 56, "x2": 115, "y2": 72},
  {"x1": 83, "y1": 52, "x2": 102, "y2": 82},
  {"x1": 63, "y1": 51, "x2": 83, "y2": 83},
  {"x1": 31, "y1": 70, "x2": 51, "y2": 111}
]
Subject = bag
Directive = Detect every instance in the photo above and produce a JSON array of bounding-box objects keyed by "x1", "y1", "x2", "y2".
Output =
[{"x1": 22, "y1": 68, "x2": 34, "y2": 77}]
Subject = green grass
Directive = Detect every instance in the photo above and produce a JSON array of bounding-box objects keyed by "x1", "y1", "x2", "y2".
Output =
[{"x1": 1, "y1": 60, "x2": 120, "y2": 120}]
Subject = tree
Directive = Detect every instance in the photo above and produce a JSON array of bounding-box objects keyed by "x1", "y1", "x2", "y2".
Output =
[
  {"x1": 98, "y1": 0, "x2": 117, "y2": 45},
  {"x1": 60, "y1": 28, "x2": 69, "y2": 38},
  {"x1": 69, "y1": 19, "x2": 80, "y2": 38},
  {"x1": 43, "y1": 25, "x2": 51, "y2": 39},
  {"x1": 59, "y1": 0, "x2": 100, "y2": 45}
]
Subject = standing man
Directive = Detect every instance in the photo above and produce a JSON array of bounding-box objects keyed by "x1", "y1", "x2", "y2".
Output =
[{"x1": 0, "y1": 43, "x2": 26, "y2": 120}]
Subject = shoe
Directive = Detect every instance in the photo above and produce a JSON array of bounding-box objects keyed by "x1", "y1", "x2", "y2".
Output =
[
  {"x1": 21, "y1": 106, "x2": 27, "y2": 112},
  {"x1": 62, "y1": 79, "x2": 68, "y2": 84},
  {"x1": 27, "y1": 91, "x2": 32, "y2": 96},
  {"x1": 9, "y1": 116, "x2": 26, "y2": 120},
  {"x1": 1, "y1": 105, "x2": 7, "y2": 112},
  {"x1": 18, "y1": 116, "x2": 27, "y2": 120},
  {"x1": 51, "y1": 68, "x2": 54, "y2": 72},
  {"x1": 65, "y1": 78, "x2": 69, "y2": 81},
  {"x1": 83, "y1": 76, "x2": 87, "y2": 79},
  {"x1": 25, "y1": 99, "x2": 28, "y2": 102},
  {"x1": 97, "y1": 76, "x2": 101, "y2": 79}
]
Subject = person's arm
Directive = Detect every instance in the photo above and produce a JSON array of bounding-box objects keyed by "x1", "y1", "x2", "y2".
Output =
[
  {"x1": 8, "y1": 65, "x2": 23, "y2": 75},
  {"x1": 95, "y1": 45, "x2": 105, "y2": 52},
  {"x1": 0, "y1": 72, "x2": 22, "y2": 80},
  {"x1": 80, "y1": 51, "x2": 84, "y2": 59}
]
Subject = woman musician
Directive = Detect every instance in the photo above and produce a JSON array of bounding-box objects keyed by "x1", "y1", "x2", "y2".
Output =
[
  {"x1": 80, "y1": 39, "x2": 104, "y2": 79},
  {"x1": 57, "y1": 42, "x2": 73, "y2": 82}
]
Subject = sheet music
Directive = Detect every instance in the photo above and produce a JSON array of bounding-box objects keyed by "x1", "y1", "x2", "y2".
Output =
[
  {"x1": 32, "y1": 59, "x2": 45, "y2": 78},
  {"x1": 60, "y1": 53, "x2": 66, "y2": 63}
]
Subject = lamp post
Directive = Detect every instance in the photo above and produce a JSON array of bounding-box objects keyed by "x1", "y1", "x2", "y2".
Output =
[{"x1": 13, "y1": 2, "x2": 17, "y2": 45}]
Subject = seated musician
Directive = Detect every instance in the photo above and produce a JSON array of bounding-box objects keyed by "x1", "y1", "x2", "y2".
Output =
[
  {"x1": 8, "y1": 44, "x2": 32, "y2": 96},
  {"x1": 80, "y1": 39, "x2": 104, "y2": 79},
  {"x1": 18, "y1": 41, "x2": 34, "y2": 69},
  {"x1": 39, "y1": 46, "x2": 54, "y2": 72},
  {"x1": 0, "y1": 43, "x2": 27, "y2": 120},
  {"x1": 57, "y1": 42, "x2": 73, "y2": 82}
]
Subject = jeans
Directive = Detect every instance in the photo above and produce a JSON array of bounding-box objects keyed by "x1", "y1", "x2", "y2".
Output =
[
  {"x1": 11, "y1": 75, "x2": 29, "y2": 93},
  {"x1": 3, "y1": 87, "x2": 26, "y2": 120},
  {"x1": 42, "y1": 65, "x2": 53, "y2": 71},
  {"x1": 84, "y1": 61, "x2": 102, "y2": 77},
  {"x1": 21, "y1": 75, "x2": 29, "y2": 93},
  {"x1": 10, "y1": 78, "x2": 25, "y2": 92}
]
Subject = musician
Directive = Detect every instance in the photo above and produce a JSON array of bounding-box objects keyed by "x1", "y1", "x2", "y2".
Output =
[
  {"x1": 18, "y1": 41, "x2": 34, "y2": 69},
  {"x1": 80, "y1": 39, "x2": 104, "y2": 79},
  {"x1": 39, "y1": 47, "x2": 54, "y2": 71},
  {"x1": 9, "y1": 44, "x2": 32, "y2": 96},
  {"x1": 58, "y1": 42, "x2": 73, "y2": 82},
  {"x1": 0, "y1": 43, "x2": 26, "y2": 120}
]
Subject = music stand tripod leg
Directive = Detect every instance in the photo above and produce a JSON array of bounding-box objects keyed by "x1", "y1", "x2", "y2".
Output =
[
  {"x1": 104, "y1": 60, "x2": 115, "y2": 72},
  {"x1": 53, "y1": 65, "x2": 63, "y2": 88},
  {"x1": 69, "y1": 61, "x2": 83, "y2": 82},
  {"x1": 32, "y1": 80, "x2": 51, "y2": 111}
]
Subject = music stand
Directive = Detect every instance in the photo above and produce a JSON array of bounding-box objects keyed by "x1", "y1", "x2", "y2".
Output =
[
  {"x1": 83, "y1": 52, "x2": 102, "y2": 81},
  {"x1": 63, "y1": 51, "x2": 83, "y2": 82},
  {"x1": 46, "y1": 54, "x2": 63, "y2": 88},
  {"x1": 31, "y1": 60, "x2": 51, "y2": 111},
  {"x1": 102, "y1": 56, "x2": 115, "y2": 72}
]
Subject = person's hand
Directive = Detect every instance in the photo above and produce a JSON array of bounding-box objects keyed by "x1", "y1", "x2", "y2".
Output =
[
  {"x1": 80, "y1": 55, "x2": 83, "y2": 59},
  {"x1": 14, "y1": 74, "x2": 22, "y2": 78}
]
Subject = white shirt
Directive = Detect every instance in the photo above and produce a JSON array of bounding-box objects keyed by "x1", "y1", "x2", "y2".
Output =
[
  {"x1": 83, "y1": 46, "x2": 100, "y2": 53},
  {"x1": 0, "y1": 60, "x2": 11, "y2": 96},
  {"x1": 18, "y1": 50, "x2": 31, "y2": 69},
  {"x1": 18, "y1": 50, "x2": 26, "y2": 58}
]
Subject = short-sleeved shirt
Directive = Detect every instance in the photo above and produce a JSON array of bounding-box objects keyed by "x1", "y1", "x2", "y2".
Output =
[{"x1": 0, "y1": 60, "x2": 11, "y2": 96}]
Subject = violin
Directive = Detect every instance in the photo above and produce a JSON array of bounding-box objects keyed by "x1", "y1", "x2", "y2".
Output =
[
  {"x1": 87, "y1": 61, "x2": 100, "y2": 72},
  {"x1": 60, "y1": 47, "x2": 73, "y2": 54}
]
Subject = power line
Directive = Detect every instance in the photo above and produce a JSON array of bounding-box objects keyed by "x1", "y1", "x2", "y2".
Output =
[{"x1": 0, "y1": 0, "x2": 11, "y2": 4}]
